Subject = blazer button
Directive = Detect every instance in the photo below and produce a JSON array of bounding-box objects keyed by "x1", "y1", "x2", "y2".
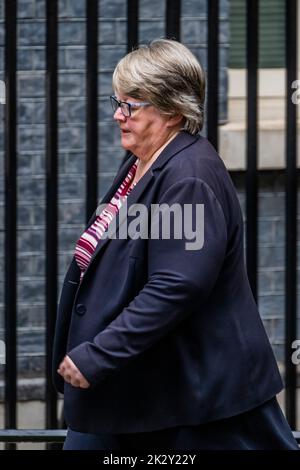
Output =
[{"x1": 75, "y1": 304, "x2": 86, "y2": 316}]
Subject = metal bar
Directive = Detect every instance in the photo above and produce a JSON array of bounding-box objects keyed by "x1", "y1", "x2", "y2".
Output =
[
  {"x1": 166, "y1": 0, "x2": 181, "y2": 41},
  {"x1": 0, "y1": 428, "x2": 298, "y2": 444},
  {"x1": 125, "y1": 0, "x2": 139, "y2": 162},
  {"x1": 45, "y1": 0, "x2": 58, "y2": 430},
  {"x1": 246, "y1": 0, "x2": 258, "y2": 301},
  {"x1": 284, "y1": 0, "x2": 298, "y2": 430},
  {"x1": 127, "y1": 0, "x2": 139, "y2": 53},
  {"x1": 0, "y1": 430, "x2": 67, "y2": 443},
  {"x1": 206, "y1": 0, "x2": 219, "y2": 151},
  {"x1": 4, "y1": 0, "x2": 17, "y2": 449},
  {"x1": 86, "y1": 0, "x2": 99, "y2": 221}
]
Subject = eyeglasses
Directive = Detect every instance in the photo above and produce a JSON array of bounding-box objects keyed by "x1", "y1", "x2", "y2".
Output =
[{"x1": 110, "y1": 95, "x2": 150, "y2": 117}]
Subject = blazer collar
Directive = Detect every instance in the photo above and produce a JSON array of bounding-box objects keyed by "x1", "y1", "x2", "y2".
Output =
[
  {"x1": 124, "y1": 132, "x2": 200, "y2": 207},
  {"x1": 151, "y1": 131, "x2": 200, "y2": 171}
]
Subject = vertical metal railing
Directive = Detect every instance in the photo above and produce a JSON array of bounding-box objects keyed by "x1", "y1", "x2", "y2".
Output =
[
  {"x1": 127, "y1": 0, "x2": 139, "y2": 52},
  {"x1": 284, "y1": 0, "x2": 298, "y2": 429},
  {"x1": 86, "y1": 0, "x2": 99, "y2": 222},
  {"x1": 124, "y1": 0, "x2": 139, "y2": 163},
  {"x1": 45, "y1": 0, "x2": 58, "y2": 431},
  {"x1": 246, "y1": 0, "x2": 259, "y2": 301},
  {"x1": 206, "y1": 0, "x2": 219, "y2": 151},
  {"x1": 4, "y1": 0, "x2": 17, "y2": 451},
  {"x1": 166, "y1": 0, "x2": 181, "y2": 40}
]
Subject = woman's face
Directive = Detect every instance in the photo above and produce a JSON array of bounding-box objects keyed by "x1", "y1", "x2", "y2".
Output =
[{"x1": 113, "y1": 94, "x2": 178, "y2": 161}]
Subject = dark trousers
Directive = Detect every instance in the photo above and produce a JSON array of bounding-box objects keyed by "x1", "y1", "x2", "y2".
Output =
[{"x1": 63, "y1": 397, "x2": 299, "y2": 450}]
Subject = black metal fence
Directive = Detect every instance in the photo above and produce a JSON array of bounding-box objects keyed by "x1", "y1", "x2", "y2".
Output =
[{"x1": 2, "y1": 0, "x2": 299, "y2": 446}]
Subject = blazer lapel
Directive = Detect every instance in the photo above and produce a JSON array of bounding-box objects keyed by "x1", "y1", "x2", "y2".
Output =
[
  {"x1": 88, "y1": 168, "x2": 155, "y2": 264},
  {"x1": 86, "y1": 154, "x2": 137, "y2": 228},
  {"x1": 101, "y1": 154, "x2": 137, "y2": 204}
]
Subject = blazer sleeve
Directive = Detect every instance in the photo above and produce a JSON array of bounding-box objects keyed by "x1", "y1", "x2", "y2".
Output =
[{"x1": 68, "y1": 177, "x2": 228, "y2": 387}]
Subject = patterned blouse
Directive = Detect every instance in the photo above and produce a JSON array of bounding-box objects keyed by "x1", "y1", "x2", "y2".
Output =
[{"x1": 74, "y1": 160, "x2": 138, "y2": 280}]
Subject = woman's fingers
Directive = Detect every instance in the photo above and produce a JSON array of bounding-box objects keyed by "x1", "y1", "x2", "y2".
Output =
[{"x1": 57, "y1": 355, "x2": 90, "y2": 388}]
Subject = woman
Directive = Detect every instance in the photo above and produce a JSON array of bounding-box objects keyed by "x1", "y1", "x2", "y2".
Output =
[{"x1": 52, "y1": 39, "x2": 298, "y2": 450}]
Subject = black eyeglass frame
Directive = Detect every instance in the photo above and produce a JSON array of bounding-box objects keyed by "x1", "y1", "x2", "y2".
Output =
[{"x1": 110, "y1": 95, "x2": 150, "y2": 117}]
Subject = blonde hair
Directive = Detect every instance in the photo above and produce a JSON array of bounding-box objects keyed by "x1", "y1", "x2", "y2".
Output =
[{"x1": 112, "y1": 39, "x2": 206, "y2": 134}]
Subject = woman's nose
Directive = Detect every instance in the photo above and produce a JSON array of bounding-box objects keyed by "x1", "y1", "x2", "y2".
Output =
[{"x1": 113, "y1": 107, "x2": 126, "y2": 121}]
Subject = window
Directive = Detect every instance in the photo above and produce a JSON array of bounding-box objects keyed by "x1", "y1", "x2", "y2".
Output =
[{"x1": 229, "y1": 0, "x2": 285, "y2": 68}]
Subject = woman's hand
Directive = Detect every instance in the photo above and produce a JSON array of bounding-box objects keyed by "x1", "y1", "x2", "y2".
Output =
[{"x1": 57, "y1": 355, "x2": 90, "y2": 389}]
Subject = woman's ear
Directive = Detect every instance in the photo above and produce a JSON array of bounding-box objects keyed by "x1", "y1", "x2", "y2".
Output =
[{"x1": 167, "y1": 114, "x2": 185, "y2": 128}]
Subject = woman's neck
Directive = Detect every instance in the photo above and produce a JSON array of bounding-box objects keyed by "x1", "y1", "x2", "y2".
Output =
[{"x1": 133, "y1": 131, "x2": 179, "y2": 185}]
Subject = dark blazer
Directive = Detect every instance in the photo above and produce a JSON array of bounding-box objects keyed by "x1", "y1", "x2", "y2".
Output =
[{"x1": 52, "y1": 131, "x2": 283, "y2": 434}]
